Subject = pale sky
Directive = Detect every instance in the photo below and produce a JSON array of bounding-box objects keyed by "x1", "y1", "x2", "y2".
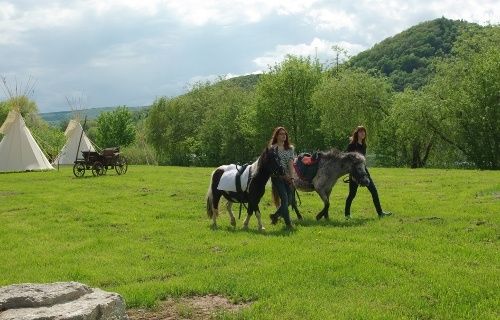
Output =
[{"x1": 0, "y1": 0, "x2": 498, "y2": 112}]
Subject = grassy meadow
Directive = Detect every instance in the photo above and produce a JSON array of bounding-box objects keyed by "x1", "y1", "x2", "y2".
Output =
[{"x1": 0, "y1": 165, "x2": 498, "y2": 319}]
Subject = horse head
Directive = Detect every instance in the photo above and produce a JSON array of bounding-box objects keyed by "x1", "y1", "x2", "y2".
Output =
[
  {"x1": 345, "y1": 152, "x2": 371, "y2": 187},
  {"x1": 260, "y1": 146, "x2": 285, "y2": 177}
]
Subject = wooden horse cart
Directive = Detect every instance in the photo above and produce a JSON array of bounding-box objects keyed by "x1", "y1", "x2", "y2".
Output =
[{"x1": 73, "y1": 147, "x2": 128, "y2": 177}]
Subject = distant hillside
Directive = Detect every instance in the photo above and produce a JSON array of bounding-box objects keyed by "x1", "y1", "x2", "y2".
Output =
[
  {"x1": 223, "y1": 74, "x2": 261, "y2": 90},
  {"x1": 40, "y1": 106, "x2": 149, "y2": 125},
  {"x1": 348, "y1": 17, "x2": 480, "y2": 91}
]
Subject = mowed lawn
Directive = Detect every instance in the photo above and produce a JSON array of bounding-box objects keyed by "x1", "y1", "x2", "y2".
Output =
[{"x1": 0, "y1": 165, "x2": 498, "y2": 319}]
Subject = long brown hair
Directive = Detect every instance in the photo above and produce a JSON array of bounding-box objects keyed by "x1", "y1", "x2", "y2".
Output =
[
  {"x1": 349, "y1": 126, "x2": 367, "y2": 146},
  {"x1": 269, "y1": 126, "x2": 292, "y2": 149}
]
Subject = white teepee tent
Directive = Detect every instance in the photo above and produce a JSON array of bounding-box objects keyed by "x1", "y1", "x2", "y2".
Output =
[
  {"x1": 53, "y1": 119, "x2": 95, "y2": 165},
  {"x1": 0, "y1": 110, "x2": 54, "y2": 172}
]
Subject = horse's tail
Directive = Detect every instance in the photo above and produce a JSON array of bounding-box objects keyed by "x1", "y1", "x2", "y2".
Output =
[
  {"x1": 206, "y1": 179, "x2": 214, "y2": 219},
  {"x1": 206, "y1": 170, "x2": 216, "y2": 218}
]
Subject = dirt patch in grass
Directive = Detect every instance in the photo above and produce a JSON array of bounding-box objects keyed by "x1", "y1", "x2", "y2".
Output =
[{"x1": 127, "y1": 295, "x2": 252, "y2": 319}]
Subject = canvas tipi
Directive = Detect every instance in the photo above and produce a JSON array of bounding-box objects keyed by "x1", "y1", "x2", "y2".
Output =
[
  {"x1": 0, "y1": 110, "x2": 54, "y2": 172},
  {"x1": 53, "y1": 119, "x2": 95, "y2": 165}
]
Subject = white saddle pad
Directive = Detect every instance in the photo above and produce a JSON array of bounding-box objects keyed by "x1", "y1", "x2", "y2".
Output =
[{"x1": 217, "y1": 164, "x2": 251, "y2": 192}]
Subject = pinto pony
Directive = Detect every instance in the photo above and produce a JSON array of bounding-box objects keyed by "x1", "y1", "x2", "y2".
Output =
[
  {"x1": 292, "y1": 149, "x2": 371, "y2": 220},
  {"x1": 206, "y1": 147, "x2": 284, "y2": 230}
]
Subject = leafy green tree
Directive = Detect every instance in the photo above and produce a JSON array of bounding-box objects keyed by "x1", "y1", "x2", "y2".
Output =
[
  {"x1": 379, "y1": 25, "x2": 499, "y2": 169},
  {"x1": 420, "y1": 25, "x2": 500, "y2": 169},
  {"x1": 94, "y1": 106, "x2": 135, "y2": 149},
  {"x1": 146, "y1": 80, "x2": 258, "y2": 166},
  {"x1": 375, "y1": 89, "x2": 436, "y2": 167},
  {"x1": 196, "y1": 81, "x2": 257, "y2": 165},
  {"x1": 146, "y1": 93, "x2": 205, "y2": 165},
  {"x1": 254, "y1": 55, "x2": 323, "y2": 151},
  {"x1": 312, "y1": 69, "x2": 393, "y2": 149}
]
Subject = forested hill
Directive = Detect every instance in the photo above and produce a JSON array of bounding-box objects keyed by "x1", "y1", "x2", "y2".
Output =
[
  {"x1": 348, "y1": 17, "x2": 478, "y2": 91},
  {"x1": 208, "y1": 18, "x2": 480, "y2": 93}
]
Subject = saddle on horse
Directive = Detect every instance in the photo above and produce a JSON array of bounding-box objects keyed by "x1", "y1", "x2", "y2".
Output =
[
  {"x1": 217, "y1": 164, "x2": 251, "y2": 193},
  {"x1": 293, "y1": 152, "x2": 320, "y2": 182}
]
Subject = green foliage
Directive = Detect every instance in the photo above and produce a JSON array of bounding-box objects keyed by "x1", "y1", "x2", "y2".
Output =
[
  {"x1": 195, "y1": 82, "x2": 258, "y2": 166},
  {"x1": 349, "y1": 18, "x2": 475, "y2": 91},
  {"x1": 0, "y1": 95, "x2": 38, "y2": 118},
  {"x1": 312, "y1": 69, "x2": 393, "y2": 148},
  {"x1": 0, "y1": 167, "x2": 498, "y2": 319},
  {"x1": 417, "y1": 25, "x2": 500, "y2": 169},
  {"x1": 94, "y1": 106, "x2": 136, "y2": 149},
  {"x1": 254, "y1": 55, "x2": 324, "y2": 151},
  {"x1": 375, "y1": 89, "x2": 435, "y2": 167},
  {"x1": 122, "y1": 120, "x2": 157, "y2": 165},
  {"x1": 0, "y1": 96, "x2": 63, "y2": 160},
  {"x1": 147, "y1": 80, "x2": 259, "y2": 166},
  {"x1": 24, "y1": 114, "x2": 65, "y2": 162},
  {"x1": 222, "y1": 74, "x2": 261, "y2": 91},
  {"x1": 146, "y1": 95, "x2": 203, "y2": 165}
]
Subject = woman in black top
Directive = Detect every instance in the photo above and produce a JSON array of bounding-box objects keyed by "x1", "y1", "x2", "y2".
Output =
[{"x1": 345, "y1": 126, "x2": 392, "y2": 219}]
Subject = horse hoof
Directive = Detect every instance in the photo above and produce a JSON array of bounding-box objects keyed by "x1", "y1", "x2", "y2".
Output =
[
  {"x1": 259, "y1": 226, "x2": 266, "y2": 231},
  {"x1": 270, "y1": 214, "x2": 279, "y2": 225},
  {"x1": 230, "y1": 220, "x2": 236, "y2": 227},
  {"x1": 315, "y1": 213, "x2": 323, "y2": 221},
  {"x1": 242, "y1": 224, "x2": 249, "y2": 230},
  {"x1": 297, "y1": 214, "x2": 303, "y2": 220}
]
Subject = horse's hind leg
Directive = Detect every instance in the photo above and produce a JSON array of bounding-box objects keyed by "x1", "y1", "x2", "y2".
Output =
[
  {"x1": 315, "y1": 189, "x2": 331, "y2": 220},
  {"x1": 211, "y1": 193, "x2": 223, "y2": 228},
  {"x1": 226, "y1": 201, "x2": 236, "y2": 227}
]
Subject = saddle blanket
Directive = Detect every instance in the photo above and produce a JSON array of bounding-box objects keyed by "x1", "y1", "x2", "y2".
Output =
[{"x1": 217, "y1": 164, "x2": 251, "y2": 192}]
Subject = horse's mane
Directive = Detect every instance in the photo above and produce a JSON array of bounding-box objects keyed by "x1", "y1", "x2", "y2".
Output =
[
  {"x1": 319, "y1": 148, "x2": 343, "y2": 160},
  {"x1": 319, "y1": 148, "x2": 365, "y2": 163},
  {"x1": 250, "y1": 148, "x2": 267, "y2": 177}
]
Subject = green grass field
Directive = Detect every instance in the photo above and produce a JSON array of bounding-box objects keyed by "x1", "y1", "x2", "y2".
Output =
[{"x1": 0, "y1": 166, "x2": 498, "y2": 319}]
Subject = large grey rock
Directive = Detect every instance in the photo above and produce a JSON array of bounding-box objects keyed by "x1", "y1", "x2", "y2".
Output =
[{"x1": 0, "y1": 282, "x2": 128, "y2": 320}]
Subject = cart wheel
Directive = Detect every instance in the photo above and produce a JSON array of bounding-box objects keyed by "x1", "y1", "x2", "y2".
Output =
[
  {"x1": 115, "y1": 156, "x2": 128, "y2": 175},
  {"x1": 92, "y1": 161, "x2": 105, "y2": 176},
  {"x1": 73, "y1": 162, "x2": 85, "y2": 177}
]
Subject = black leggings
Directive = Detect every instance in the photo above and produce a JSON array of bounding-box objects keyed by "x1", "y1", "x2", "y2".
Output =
[{"x1": 344, "y1": 172, "x2": 383, "y2": 216}]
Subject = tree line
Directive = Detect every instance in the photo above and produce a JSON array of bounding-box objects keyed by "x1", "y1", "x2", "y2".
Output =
[
  {"x1": 146, "y1": 24, "x2": 499, "y2": 169},
  {"x1": 1, "y1": 21, "x2": 498, "y2": 169}
]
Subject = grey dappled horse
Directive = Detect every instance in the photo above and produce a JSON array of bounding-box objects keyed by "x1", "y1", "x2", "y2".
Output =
[
  {"x1": 292, "y1": 149, "x2": 370, "y2": 220},
  {"x1": 206, "y1": 147, "x2": 284, "y2": 230}
]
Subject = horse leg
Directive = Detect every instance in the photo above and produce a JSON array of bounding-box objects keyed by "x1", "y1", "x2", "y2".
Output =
[
  {"x1": 254, "y1": 205, "x2": 265, "y2": 231},
  {"x1": 226, "y1": 201, "x2": 236, "y2": 227},
  {"x1": 315, "y1": 189, "x2": 331, "y2": 220},
  {"x1": 211, "y1": 191, "x2": 223, "y2": 228},
  {"x1": 243, "y1": 202, "x2": 256, "y2": 230},
  {"x1": 289, "y1": 186, "x2": 302, "y2": 220},
  {"x1": 209, "y1": 169, "x2": 224, "y2": 229}
]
